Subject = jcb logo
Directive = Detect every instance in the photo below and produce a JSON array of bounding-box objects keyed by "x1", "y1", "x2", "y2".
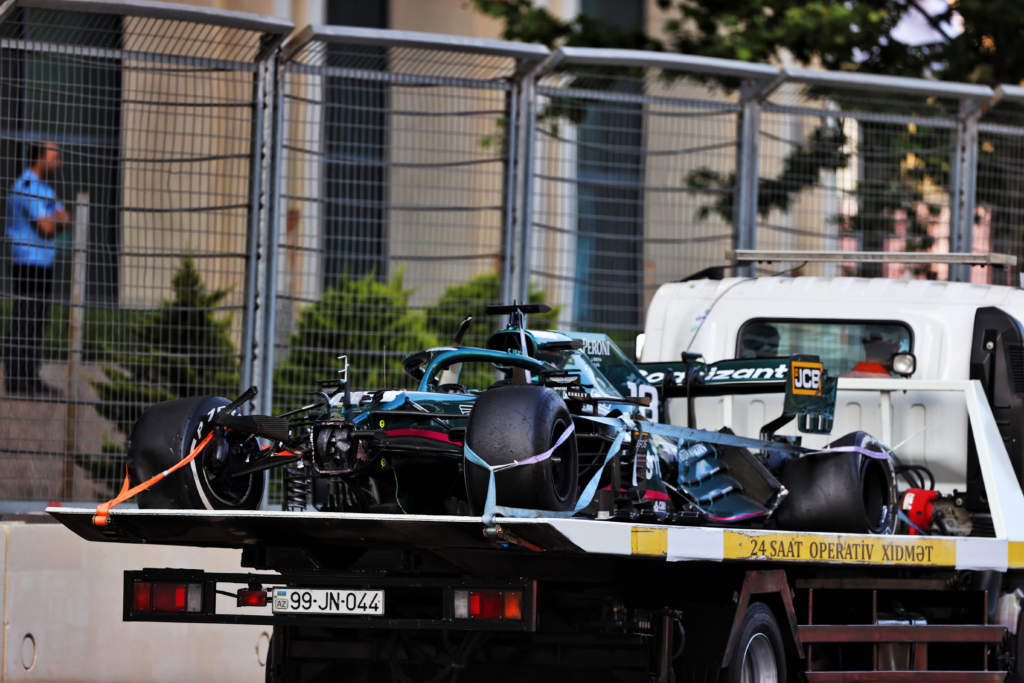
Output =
[{"x1": 791, "y1": 361, "x2": 823, "y2": 396}]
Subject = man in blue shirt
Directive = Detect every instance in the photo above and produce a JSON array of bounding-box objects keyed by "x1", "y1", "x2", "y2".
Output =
[{"x1": 3, "y1": 141, "x2": 70, "y2": 397}]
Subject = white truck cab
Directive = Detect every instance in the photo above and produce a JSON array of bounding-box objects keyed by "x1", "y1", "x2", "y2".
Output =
[{"x1": 641, "y1": 275, "x2": 1024, "y2": 514}]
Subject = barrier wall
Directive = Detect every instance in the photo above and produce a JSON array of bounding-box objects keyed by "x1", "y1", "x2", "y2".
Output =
[{"x1": 0, "y1": 520, "x2": 266, "y2": 682}]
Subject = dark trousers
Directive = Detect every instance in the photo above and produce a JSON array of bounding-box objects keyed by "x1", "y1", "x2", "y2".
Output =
[{"x1": 3, "y1": 264, "x2": 54, "y2": 391}]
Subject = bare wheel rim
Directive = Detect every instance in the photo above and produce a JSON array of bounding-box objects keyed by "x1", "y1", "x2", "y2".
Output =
[
  {"x1": 194, "y1": 418, "x2": 257, "y2": 507},
  {"x1": 740, "y1": 632, "x2": 778, "y2": 683},
  {"x1": 200, "y1": 453, "x2": 256, "y2": 506}
]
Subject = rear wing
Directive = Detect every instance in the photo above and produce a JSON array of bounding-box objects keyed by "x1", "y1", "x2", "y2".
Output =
[
  {"x1": 633, "y1": 354, "x2": 837, "y2": 435},
  {"x1": 638, "y1": 358, "x2": 793, "y2": 396}
]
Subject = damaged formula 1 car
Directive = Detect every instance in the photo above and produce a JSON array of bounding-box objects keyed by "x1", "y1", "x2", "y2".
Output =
[{"x1": 122, "y1": 304, "x2": 897, "y2": 535}]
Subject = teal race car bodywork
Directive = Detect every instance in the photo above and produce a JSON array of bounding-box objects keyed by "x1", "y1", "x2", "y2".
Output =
[{"x1": 129, "y1": 304, "x2": 895, "y2": 535}]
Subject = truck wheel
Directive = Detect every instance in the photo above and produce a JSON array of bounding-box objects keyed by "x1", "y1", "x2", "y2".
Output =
[
  {"x1": 465, "y1": 384, "x2": 578, "y2": 513},
  {"x1": 724, "y1": 602, "x2": 786, "y2": 683},
  {"x1": 127, "y1": 395, "x2": 265, "y2": 510},
  {"x1": 1008, "y1": 607, "x2": 1024, "y2": 683},
  {"x1": 265, "y1": 631, "x2": 281, "y2": 683}
]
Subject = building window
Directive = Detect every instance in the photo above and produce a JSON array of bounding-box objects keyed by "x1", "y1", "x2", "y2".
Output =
[
  {"x1": 574, "y1": 0, "x2": 644, "y2": 333},
  {"x1": 323, "y1": 2, "x2": 389, "y2": 286}
]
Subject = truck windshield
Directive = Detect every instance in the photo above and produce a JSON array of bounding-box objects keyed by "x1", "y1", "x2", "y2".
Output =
[{"x1": 736, "y1": 319, "x2": 912, "y2": 377}]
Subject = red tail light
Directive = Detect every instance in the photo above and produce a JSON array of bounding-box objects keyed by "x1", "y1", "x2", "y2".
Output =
[
  {"x1": 133, "y1": 582, "x2": 151, "y2": 612},
  {"x1": 237, "y1": 589, "x2": 268, "y2": 607},
  {"x1": 132, "y1": 581, "x2": 202, "y2": 613},
  {"x1": 453, "y1": 589, "x2": 523, "y2": 620},
  {"x1": 153, "y1": 583, "x2": 187, "y2": 612},
  {"x1": 470, "y1": 591, "x2": 503, "y2": 619}
]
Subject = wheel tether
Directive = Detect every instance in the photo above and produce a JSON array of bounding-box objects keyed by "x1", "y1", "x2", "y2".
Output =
[{"x1": 92, "y1": 432, "x2": 214, "y2": 526}]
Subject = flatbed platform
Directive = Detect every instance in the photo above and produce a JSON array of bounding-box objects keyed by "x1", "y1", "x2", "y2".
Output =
[{"x1": 47, "y1": 506, "x2": 1024, "y2": 572}]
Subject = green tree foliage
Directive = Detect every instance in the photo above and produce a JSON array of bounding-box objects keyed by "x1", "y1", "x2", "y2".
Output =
[
  {"x1": 92, "y1": 257, "x2": 239, "y2": 441},
  {"x1": 475, "y1": 0, "x2": 659, "y2": 51},
  {"x1": 475, "y1": 0, "x2": 1024, "y2": 273},
  {"x1": 425, "y1": 270, "x2": 559, "y2": 350},
  {"x1": 476, "y1": 0, "x2": 1022, "y2": 86},
  {"x1": 274, "y1": 272, "x2": 437, "y2": 403}
]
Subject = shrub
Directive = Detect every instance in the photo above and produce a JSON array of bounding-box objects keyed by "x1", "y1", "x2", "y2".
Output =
[
  {"x1": 91, "y1": 257, "x2": 239, "y2": 441},
  {"x1": 273, "y1": 272, "x2": 437, "y2": 405}
]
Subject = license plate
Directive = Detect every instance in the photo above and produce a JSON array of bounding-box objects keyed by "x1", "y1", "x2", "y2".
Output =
[{"x1": 272, "y1": 588, "x2": 384, "y2": 615}]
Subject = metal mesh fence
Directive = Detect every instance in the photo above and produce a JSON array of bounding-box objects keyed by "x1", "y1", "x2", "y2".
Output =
[
  {"x1": 758, "y1": 82, "x2": 962, "y2": 280},
  {"x1": 0, "y1": 1, "x2": 289, "y2": 504},
  {"x1": 530, "y1": 52, "x2": 748, "y2": 354},
  {"x1": 269, "y1": 29, "x2": 546, "y2": 411},
  {"x1": 978, "y1": 96, "x2": 1024, "y2": 283},
  {"x1": 3, "y1": 8, "x2": 1024, "y2": 507}
]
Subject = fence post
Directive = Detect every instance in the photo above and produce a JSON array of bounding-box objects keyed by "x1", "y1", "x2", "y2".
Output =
[
  {"x1": 257, "y1": 56, "x2": 286, "y2": 418},
  {"x1": 239, "y1": 69, "x2": 263, "y2": 396},
  {"x1": 733, "y1": 79, "x2": 763, "y2": 276},
  {"x1": 514, "y1": 63, "x2": 541, "y2": 308},
  {"x1": 499, "y1": 75, "x2": 519, "y2": 306},
  {"x1": 240, "y1": 47, "x2": 272, "y2": 398},
  {"x1": 62, "y1": 191, "x2": 88, "y2": 500},
  {"x1": 951, "y1": 98, "x2": 981, "y2": 283}
]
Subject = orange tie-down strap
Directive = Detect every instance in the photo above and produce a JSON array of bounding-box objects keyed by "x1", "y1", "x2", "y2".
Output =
[{"x1": 92, "y1": 432, "x2": 214, "y2": 527}]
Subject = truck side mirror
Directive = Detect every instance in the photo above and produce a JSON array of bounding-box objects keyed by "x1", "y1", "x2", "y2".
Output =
[{"x1": 890, "y1": 352, "x2": 916, "y2": 377}]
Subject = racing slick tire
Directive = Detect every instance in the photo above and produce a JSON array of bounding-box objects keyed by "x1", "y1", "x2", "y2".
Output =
[
  {"x1": 127, "y1": 395, "x2": 264, "y2": 510},
  {"x1": 465, "y1": 384, "x2": 579, "y2": 513},
  {"x1": 723, "y1": 602, "x2": 787, "y2": 683},
  {"x1": 774, "y1": 430, "x2": 896, "y2": 534}
]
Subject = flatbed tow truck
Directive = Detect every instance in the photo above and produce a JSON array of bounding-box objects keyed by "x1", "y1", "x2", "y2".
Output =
[
  {"x1": 47, "y1": 383, "x2": 1024, "y2": 682},
  {"x1": 45, "y1": 254, "x2": 1024, "y2": 682}
]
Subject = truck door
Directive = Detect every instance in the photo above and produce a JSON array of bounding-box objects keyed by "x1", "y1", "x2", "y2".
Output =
[{"x1": 967, "y1": 306, "x2": 1024, "y2": 510}]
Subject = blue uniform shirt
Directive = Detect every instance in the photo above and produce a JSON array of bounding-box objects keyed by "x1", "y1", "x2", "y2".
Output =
[{"x1": 6, "y1": 169, "x2": 63, "y2": 268}]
